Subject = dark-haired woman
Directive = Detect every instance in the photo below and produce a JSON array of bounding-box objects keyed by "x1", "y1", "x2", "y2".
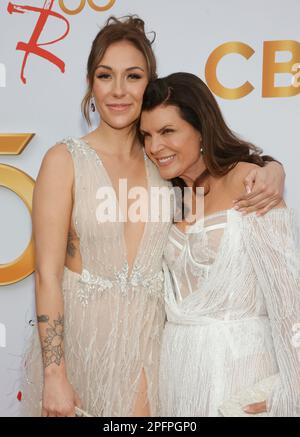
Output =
[
  {"x1": 140, "y1": 72, "x2": 300, "y2": 417},
  {"x1": 21, "y1": 15, "x2": 284, "y2": 417}
]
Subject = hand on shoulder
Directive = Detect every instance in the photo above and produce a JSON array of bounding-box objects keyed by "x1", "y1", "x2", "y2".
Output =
[
  {"x1": 226, "y1": 162, "x2": 286, "y2": 213},
  {"x1": 225, "y1": 161, "x2": 261, "y2": 199}
]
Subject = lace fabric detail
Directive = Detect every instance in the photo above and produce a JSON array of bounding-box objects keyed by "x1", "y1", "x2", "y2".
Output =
[
  {"x1": 161, "y1": 208, "x2": 300, "y2": 417},
  {"x1": 74, "y1": 263, "x2": 164, "y2": 306},
  {"x1": 60, "y1": 136, "x2": 101, "y2": 166},
  {"x1": 165, "y1": 210, "x2": 228, "y2": 300}
]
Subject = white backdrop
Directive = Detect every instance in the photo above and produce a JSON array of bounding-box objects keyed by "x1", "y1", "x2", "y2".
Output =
[{"x1": 0, "y1": 0, "x2": 299, "y2": 416}]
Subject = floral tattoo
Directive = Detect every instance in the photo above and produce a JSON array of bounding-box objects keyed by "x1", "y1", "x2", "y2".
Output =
[{"x1": 37, "y1": 313, "x2": 64, "y2": 368}]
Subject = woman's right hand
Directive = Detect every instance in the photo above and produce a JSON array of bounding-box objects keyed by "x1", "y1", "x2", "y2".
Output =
[{"x1": 41, "y1": 373, "x2": 82, "y2": 417}]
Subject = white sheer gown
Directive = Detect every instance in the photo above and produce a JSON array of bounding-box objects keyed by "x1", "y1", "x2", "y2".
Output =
[
  {"x1": 20, "y1": 137, "x2": 172, "y2": 417},
  {"x1": 160, "y1": 208, "x2": 300, "y2": 416}
]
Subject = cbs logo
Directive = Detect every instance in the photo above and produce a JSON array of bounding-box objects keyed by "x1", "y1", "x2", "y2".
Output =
[
  {"x1": 0, "y1": 135, "x2": 35, "y2": 286},
  {"x1": 205, "y1": 40, "x2": 300, "y2": 98},
  {"x1": 59, "y1": 0, "x2": 115, "y2": 15}
]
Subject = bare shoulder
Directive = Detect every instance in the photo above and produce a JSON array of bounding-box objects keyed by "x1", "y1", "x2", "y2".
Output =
[
  {"x1": 35, "y1": 143, "x2": 74, "y2": 195},
  {"x1": 39, "y1": 143, "x2": 73, "y2": 174},
  {"x1": 42, "y1": 142, "x2": 72, "y2": 164}
]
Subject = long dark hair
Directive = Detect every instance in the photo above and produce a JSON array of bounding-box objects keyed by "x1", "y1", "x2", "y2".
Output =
[{"x1": 141, "y1": 72, "x2": 275, "y2": 194}]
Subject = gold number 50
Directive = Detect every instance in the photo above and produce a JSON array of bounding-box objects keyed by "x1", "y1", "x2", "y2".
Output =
[
  {"x1": 0, "y1": 134, "x2": 35, "y2": 286},
  {"x1": 59, "y1": 0, "x2": 116, "y2": 15}
]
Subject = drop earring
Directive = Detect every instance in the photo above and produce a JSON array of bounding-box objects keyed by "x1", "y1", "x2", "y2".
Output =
[{"x1": 91, "y1": 97, "x2": 96, "y2": 112}]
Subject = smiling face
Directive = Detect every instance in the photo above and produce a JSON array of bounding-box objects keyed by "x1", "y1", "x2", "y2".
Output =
[
  {"x1": 92, "y1": 40, "x2": 149, "y2": 130},
  {"x1": 140, "y1": 104, "x2": 205, "y2": 184}
]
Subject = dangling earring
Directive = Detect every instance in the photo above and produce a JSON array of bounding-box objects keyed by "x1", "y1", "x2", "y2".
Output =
[
  {"x1": 91, "y1": 97, "x2": 96, "y2": 112},
  {"x1": 200, "y1": 147, "x2": 204, "y2": 155}
]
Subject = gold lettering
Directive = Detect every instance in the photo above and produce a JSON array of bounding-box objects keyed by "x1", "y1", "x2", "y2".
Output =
[
  {"x1": 205, "y1": 42, "x2": 255, "y2": 99},
  {"x1": 263, "y1": 41, "x2": 300, "y2": 97},
  {"x1": 0, "y1": 134, "x2": 35, "y2": 285}
]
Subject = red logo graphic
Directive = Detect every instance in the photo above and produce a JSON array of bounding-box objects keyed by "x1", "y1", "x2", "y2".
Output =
[{"x1": 7, "y1": 0, "x2": 70, "y2": 84}]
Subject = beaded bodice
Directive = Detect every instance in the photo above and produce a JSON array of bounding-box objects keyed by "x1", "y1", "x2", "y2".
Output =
[{"x1": 61, "y1": 137, "x2": 172, "y2": 304}]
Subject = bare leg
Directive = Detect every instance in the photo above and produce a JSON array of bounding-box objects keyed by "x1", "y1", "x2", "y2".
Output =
[{"x1": 131, "y1": 368, "x2": 150, "y2": 417}]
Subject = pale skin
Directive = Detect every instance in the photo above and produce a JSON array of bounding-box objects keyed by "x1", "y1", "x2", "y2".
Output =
[
  {"x1": 34, "y1": 40, "x2": 150, "y2": 417},
  {"x1": 140, "y1": 104, "x2": 286, "y2": 415},
  {"x1": 34, "y1": 41, "x2": 283, "y2": 417}
]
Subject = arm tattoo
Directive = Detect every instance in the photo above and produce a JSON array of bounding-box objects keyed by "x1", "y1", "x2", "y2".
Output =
[
  {"x1": 38, "y1": 313, "x2": 64, "y2": 368},
  {"x1": 67, "y1": 231, "x2": 76, "y2": 257}
]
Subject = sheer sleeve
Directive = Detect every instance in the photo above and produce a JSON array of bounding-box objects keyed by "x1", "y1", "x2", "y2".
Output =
[{"x1": 243, "y1": 208, "x2": 300, "y2": 416}]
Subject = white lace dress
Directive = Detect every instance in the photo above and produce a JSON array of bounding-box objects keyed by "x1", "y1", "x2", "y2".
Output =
[
  {"x1": 20, "y1": 137, "x2": 172, "y2": 417},
  {"x1": 160, "y1": 208, "x2": 300, "y2": 416}
]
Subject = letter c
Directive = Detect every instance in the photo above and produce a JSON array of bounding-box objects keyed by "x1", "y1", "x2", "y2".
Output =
[{"x1": 205, "y1": 42, "x2": 255, "y2": 99}]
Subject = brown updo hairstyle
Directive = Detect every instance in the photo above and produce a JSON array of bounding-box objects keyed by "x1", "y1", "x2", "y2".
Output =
[{"x1": 82, "y1": 15, "x2": 157, "y2": 125}]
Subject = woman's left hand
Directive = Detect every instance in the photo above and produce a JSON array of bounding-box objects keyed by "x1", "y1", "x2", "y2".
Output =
[
  {"x1": 233, "y1": 162, "x2": 285, "y2": 216},
  {"x1": 243, "y1": 401, "x2": 267, "y2": 414}
]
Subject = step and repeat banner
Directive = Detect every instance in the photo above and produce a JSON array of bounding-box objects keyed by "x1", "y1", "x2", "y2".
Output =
[{"x1": 0, "y1": 0, "x2": 299, "y2": 416}]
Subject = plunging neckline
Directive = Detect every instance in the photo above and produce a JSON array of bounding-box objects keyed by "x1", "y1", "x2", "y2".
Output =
[{"x1": 77, "y1": 137, "x2": 150, "y2": 278}]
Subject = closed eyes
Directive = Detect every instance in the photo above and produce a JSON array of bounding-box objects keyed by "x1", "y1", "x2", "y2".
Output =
[{"x1": 139, "y1": 128, "x2": 175, "y2": 138}]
